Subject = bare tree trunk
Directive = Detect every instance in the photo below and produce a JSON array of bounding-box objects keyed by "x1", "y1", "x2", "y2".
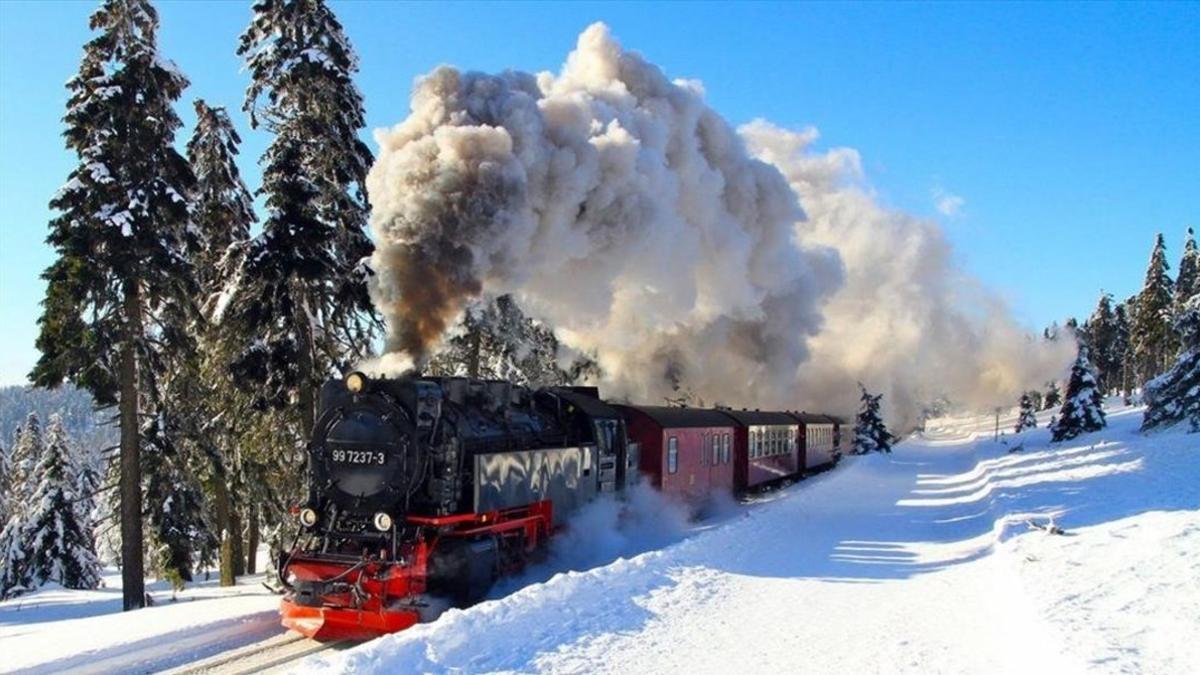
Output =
[
  {"x1": 296, "y1": 293, "x2": 317, "y2": 441},
  {"x1": 245, "y1": 503, "x2": 259, "y2": 575},
  {"x1": 467, "y1": 327, "x2": 481, "y2": 379},
  {"x1": 120, "y1": 281, "x2": 145, "y2": 611},
  {"x1": 213, "y1": 476, "x2": 235, "y2": 587},
  {"x1": 231, "y1": 505, "x2": 246, "y2": 577}
]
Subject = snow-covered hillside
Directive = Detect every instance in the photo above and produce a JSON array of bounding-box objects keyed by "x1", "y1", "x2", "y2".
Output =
[{"x1": 305, "y1": 404, "x2": 1198, "y2": 674}]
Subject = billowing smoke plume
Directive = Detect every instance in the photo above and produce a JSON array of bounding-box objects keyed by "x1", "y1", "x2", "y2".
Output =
[
  {"x1": 366, "y1": 23, "x2": 841, "y2": 405},
  {"x1": 741, "y1": 121, "x2": 1074, "y2": 427},
  {"x1": 366, "y1": 22, "x2": 1072, "y2": 426}
]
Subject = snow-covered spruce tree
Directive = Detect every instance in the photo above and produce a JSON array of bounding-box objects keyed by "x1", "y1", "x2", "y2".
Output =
[
  {"x1": 25, "y1": 415, "x2": 102, "y2": 590},
  {"x1": 1142, "y1": 294, "x2": 1200, "y2": 432},
  {"x1": 1050, "y1": 346, "x2": 1107, "y2": 442},
  {"x1": 70, "y1": 440, "x2": 101, "y2": 551},
  {"x1": 0, "y1": 512, "x2": 33, "y2": 598},
  {"x1": 187, "y1": 100, "x2": 255, "y2": 303},
  {"x1": 185, "y1": 99, "x2": 257, "y2": 587},
  {"x1": 1042, "y1": 381, "x2": 1062, "y2": 410},
  {"x1": 1177, "y1": 227, "x2": 1199, "y2": 310},
  {"x1": 427, "y1": 294, "x2": 601, "y2": 387},
  {"x1": 1083, "y1": 292, "x2": 1122, "y2": 393},
  {"x1": 31, "y1": 0, "x2": 196, "y2": 610},
  {"x1": 0, "y1": 416, "x2": 38, "y2": 597},
  {"x1": 230, "y1": 0, "x2": 379, "y2": 435},
  {"x1": 9, "y1": 412, "x2": 45, "y2": 492},
  {"x1": 1130, "y1": 234, "x2": 1177, "y2": 386},
  {"x1": 853, "y1": 385, "x2": 895, "y2": 454},
  {"x1": 1014, "y1": 393, "x2": 1038, "y2": 432},
  {"x1": 0, "y1": 436, "x2": 8, "y2": 524},
  {"x1": 1113, "y1": 301, "x2": 1134, "y2": 396},
  {"x1": 140, "y1": 406, "x2": 213, "y2": 590}
]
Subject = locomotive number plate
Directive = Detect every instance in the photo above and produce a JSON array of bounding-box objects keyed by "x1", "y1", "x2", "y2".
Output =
[{"x1": 331, "y1": 449, "x2": 386, "y2": 465}]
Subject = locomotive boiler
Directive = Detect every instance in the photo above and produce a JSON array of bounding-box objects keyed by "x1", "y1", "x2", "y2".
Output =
[{"x1": 278, "y1": 372, "x2": 638, "y2": 640}]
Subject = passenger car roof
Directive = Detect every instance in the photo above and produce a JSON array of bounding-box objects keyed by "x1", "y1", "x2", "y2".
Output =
[
  {"x1": 616, "y1": 405, "x2": 735, "y2": 428},
  {"x1": 715, "y1": 409, "x2": 798, "y2": 426}
]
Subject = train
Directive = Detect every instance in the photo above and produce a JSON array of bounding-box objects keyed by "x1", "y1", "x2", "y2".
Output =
[{"x1": 278, "y1": 372, "x2": 847, "y2": 640}]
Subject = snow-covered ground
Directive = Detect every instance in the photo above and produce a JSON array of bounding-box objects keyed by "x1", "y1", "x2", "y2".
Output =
[
  {"x1": 0, "y1": 565, "x2": 279, "y2": 673},
  {"x1": 2, "y1": 403, "x2": 1195, "y2": 674},
  {"x1": 304, "y1": 403, "x2": 1198, "y2": 674}
]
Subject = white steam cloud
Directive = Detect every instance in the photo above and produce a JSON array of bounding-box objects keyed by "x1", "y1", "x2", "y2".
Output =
[
  {"x1": 366, "y1": 23, "x2": 841, "y2": 407},
  {"x1": 740, "y1": 121, "x2": 1073, "y2": 427},
  {"x1": 364, "y1": 22, "x2": 1072, "y2": 427}
]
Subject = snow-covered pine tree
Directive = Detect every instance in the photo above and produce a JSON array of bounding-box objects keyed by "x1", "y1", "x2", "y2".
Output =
[
  {"x1": 1176, "y1": 227, "x2": 1199, "y2": 310},
  {"x1": 1065, "y1": 316, "x2": 1080, "y2": 338},
  {"x1": 0, "y1": 512, "x2": 32, "y2": 598},
  {"x1": 1142, "y1": 294, "x2": 1200, "y2": 432},
  {"x1": 185, "y1": 98, "x2": 257, "y2": 587},
  {"x1": 1083, "y1": 293, "x2": 1122, "y2": 394},
  {"x1": 853, "y1": 385, "x2": 895, "y2": 454},
  {"x1": 9, "y1": 412, "x2": 45, "y2": 492},
  {"x1": 1050, "y1": 346, "x2": 1107, "y2": 442},
  {"x1": 24, "y1": 415, "x2": 102, "y2": 590},
  {"x1": 1113, "y1": 301, "x2": 1133, "y2": 395},
  {"x1": 188, "y1": 100, "x2": 255, "y2": 303},
  {"x1": 1130, "y1": 234, "x2": 1177, "y2": 385},
  {"x1": 0, "y1": 436, "x2": 8, "y2": 525},
  {"x1": 1043, "y1": 321, "x2": 1061, "y2": 342},
  {"x1": 140, "y1": 408, "x2": 212, "y2": 590},
  {"x1": 427, "y1": 294, "x2": 601, "y2": 387},
  {"x1": 70, "y1": 441, "x2": 101, "y2": 551},
  {"x1": 0, "y1": 418, "x2": 36, "y2": 596},
  {"x1": 1042, "y1": 381, "x2": 1062, "y2": 410},
  {"x1": 230, "y1": 0, "x2": 379, "y2": 435},
  {"x1": 1014, "y1": 393, "x2": 1038, "y2": 432},
  {"x1": 31, "y1": 0, "x2": 196, "y2": 610}
]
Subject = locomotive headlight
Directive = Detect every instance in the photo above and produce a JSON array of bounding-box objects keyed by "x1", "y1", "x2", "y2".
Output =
[
  {"x1": 298, "y1": 507, "x2": 318, "y2": 528},
  {"x1": 373, "y1": 512, "x2": 393, "y2": 532},
  {"x1": 345, "y1": 371, "x2": 367, "y2": 393}
]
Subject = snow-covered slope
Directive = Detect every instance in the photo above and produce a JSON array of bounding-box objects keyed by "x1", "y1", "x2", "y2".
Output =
[{"x1": 305, "y1": 404, "x2": 1199, "y2": 674}]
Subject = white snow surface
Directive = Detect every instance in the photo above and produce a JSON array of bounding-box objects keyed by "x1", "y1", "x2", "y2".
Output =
[
  {"x1": 304, "y1": 403, "x2": 1198, "y2": 674},
  {"x1": 0, "y1": 564, "x2": 279, "y2": 673}
]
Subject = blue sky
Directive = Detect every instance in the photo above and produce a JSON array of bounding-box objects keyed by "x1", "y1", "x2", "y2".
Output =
[{"x1": 0, "y1": 1, "x2": 1196, "y2": 386}]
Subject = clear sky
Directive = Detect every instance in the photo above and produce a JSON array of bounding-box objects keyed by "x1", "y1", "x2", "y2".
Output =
[{"x1": 0, "y1": 1, "x2": 1196, "y2": 386}]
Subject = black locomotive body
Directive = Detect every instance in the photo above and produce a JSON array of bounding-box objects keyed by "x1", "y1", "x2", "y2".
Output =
[{"x1": 280, "y1": 372, "x2": 638, "y2": 639}]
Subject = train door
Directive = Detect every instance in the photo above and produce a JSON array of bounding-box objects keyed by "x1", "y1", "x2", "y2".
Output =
[
  {"x1": 594, "y1": 418, "x2": 622, "y2": 493},
  {"x1": 705, "y1": 432, "x2": 719, "y2": 493}
]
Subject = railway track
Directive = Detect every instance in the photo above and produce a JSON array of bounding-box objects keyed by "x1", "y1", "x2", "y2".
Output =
[{"x1": 164, "y1": 632, "x2": 354, "y2": 675}]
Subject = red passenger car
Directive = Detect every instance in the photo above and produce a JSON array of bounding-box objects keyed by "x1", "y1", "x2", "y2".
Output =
[
  {"x1": 617, "y1": 405, "x2": 735, "y2": 506},
  {"x1": 716, "y1": 410, "x2": 801, "y2": 492},
  {"x1": 792, "y1": 412, "x2": 838, "y2": 471}
]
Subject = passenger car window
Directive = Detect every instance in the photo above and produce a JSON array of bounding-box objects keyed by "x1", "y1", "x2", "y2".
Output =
[{"x1": 668, "y1": 436, "x2": 678, "y2": 474}]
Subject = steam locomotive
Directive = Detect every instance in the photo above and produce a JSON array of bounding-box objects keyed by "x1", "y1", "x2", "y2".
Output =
[
  {"x1": 279, "y1": 372, "x2": 639, "y2": 640},
  {"x1": 279, "y1": 372, "x2": 844, "y2": 641}
]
